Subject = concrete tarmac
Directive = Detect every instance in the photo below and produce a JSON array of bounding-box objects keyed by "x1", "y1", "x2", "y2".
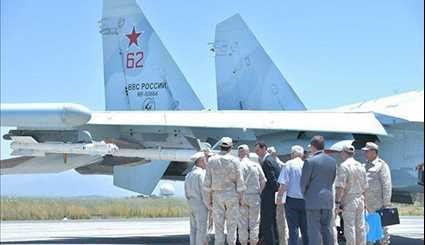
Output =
[{"x1": 0, "y1": 217, "x2": 423, "y2": 244}]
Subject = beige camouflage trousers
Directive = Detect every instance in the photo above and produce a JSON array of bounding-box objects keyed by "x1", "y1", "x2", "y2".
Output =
[
  {"x1": 238, "y1": 194, "x2": 261, "y2": 244},
  {"x1": 342, "y1": 195, "x2": 366, "y2": 245},
  {"x1": 188, "y1": 199, "x2": 209, "y2": 245},
  {"x1": 212, "y1": 191, "x2": 240, "y2": 245},
  {"x1": 276, "y1": 203, "x2": 288, "y2": 245}
]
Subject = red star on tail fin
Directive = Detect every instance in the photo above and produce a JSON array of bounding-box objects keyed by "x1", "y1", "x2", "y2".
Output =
[{"x1": 126, "y1": 26, "x2": 141, "y2": 47}]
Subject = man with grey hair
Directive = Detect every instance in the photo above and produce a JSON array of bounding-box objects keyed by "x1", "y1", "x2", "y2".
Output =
[
  {"x1": 277, "y1": 145, "x2": 309, "y2": 245},
  {"x1": 237, "y1": 144, "x2": 267, "y2": 245},
  {"x1": 268, "y1": 146, "x2": 285, "y2": 169}
]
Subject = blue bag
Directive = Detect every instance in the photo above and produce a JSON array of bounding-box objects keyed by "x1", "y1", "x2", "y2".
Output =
[{"x1": 366, "y1": 212, "x2": 384, "y2": 242}]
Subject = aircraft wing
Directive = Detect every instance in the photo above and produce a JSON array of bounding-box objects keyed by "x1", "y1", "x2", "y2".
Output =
[
  {"x1": 0, "y1": 103, "x2": 387, "y2": 194},
  {"x1": 88, "y1": 110, "x2": 387, "y2": 136},
  {"x1": 332, "y1": 90, "x2": 424, "y2": 124}
]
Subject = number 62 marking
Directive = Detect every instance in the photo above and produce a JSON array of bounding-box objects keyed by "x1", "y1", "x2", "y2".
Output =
[{"x1": 126, "y1": 51, "x2": 144, "y2": 69}]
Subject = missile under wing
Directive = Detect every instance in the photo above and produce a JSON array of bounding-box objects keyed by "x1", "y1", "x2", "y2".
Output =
[{"x1": 2, "y1": 0, "x2": 204, "y2": 195}]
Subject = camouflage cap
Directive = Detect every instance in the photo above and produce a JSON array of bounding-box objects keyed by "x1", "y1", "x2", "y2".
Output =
[
  {"x1": 220, "y1": 137, "x2": 233, "y2": 147},
  {"x1": 362, "y1": 142, "x2": 379, "y2": 151},
  {"x1": 190, "y1": 152, "x2": 205, "y2": 162},
  {"x1": 342, "y1": 144, "x2": 355, "y2": 153},
  {"x1": 238, "y1": 144, "x2": 249, "y2": 151}
]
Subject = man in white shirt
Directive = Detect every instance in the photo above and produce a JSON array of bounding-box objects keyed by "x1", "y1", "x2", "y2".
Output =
[{"x1": 277, "y1": 145, "x2": 309, "y2": 245}]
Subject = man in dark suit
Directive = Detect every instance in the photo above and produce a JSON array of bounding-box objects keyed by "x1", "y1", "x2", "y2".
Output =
[
  {"x1": 255, "y1": 142, "x2": 281, "y2": 245},
  {"x1": 300, "y1": 136, "x2": 336, "y2": 245}
]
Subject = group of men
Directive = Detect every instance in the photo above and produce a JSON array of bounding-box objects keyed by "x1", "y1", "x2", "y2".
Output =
[{"x1": 184, "y1": 135, "x2": 393, "y2": 245}]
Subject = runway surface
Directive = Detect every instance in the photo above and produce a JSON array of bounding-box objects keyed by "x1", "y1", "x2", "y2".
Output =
[{"x1": 0, "y1": 216, "x2": 423, "y2": 244}]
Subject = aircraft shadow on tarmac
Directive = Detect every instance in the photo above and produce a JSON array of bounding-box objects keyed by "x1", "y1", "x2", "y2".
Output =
[{"x1": 1, "y1": 235, "x2": 424, "y2": 245}]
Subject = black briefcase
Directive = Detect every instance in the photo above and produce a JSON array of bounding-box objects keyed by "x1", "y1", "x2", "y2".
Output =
[{"x1": 377, "y1": 208, "x2": 400, "y2": 226}]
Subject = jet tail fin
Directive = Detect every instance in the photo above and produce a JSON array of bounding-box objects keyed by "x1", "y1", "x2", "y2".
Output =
[
  {"x1": 214, "y1": 14, "x2": 306, "y2": 111},
  {"x1": 100, "y1": 0, "x2": 203, "y2": 111}
]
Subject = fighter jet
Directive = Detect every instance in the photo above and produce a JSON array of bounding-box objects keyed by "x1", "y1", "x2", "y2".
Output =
[
  {"x1": 1, "y1": 0, "x2": 423, "y2": 202},
  {"x1": 211, "y1": 14, "x2": 424, "y2": 200}
]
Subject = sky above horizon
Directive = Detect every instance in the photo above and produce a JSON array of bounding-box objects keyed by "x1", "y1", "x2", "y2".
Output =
[{"x1": 1, "y1": 0, "x2": 424, "y2": 197}]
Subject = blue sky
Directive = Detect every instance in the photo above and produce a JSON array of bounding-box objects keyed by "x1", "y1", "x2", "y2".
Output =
[{"x1": 1, "y1": 0, "x2": 423, "y2": 197}]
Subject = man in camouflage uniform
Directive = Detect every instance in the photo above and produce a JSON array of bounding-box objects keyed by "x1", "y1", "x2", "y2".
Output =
[
  {"x1": 204, "y1": 137, "x2": 246, "y2": 245},
  {"x1": 238, "y1": 145, "x2": 267, "y2": 245},
  {"x1": 362, "y1": 142, "x2": 392, "y2": 245},
  {"x1": 185, "y1": 152, "x2": 210, "y2": 245},
  {"x1": 335, "y1": 144, "x2": 368, "y2": 245}
]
